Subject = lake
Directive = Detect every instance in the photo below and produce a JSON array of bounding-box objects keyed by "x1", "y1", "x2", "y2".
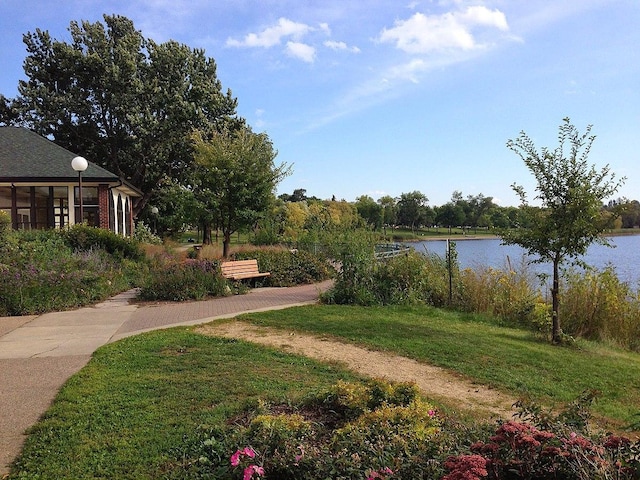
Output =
[{"x1": 412, "y1": 234, "x2": 640, "y2": 286}]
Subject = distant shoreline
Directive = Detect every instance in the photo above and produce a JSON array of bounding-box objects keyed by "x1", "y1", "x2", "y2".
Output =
[{"x1": 397, "y1": 230, "x2": 640, "y2": 243}]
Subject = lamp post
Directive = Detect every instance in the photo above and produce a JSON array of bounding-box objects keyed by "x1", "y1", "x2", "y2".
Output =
[
  {"x1": 71, "y1": 156, "x2": 88, "y2": 224},
  {"x1": 151, "y1": 206, "x2": 159, "y2": 234}
]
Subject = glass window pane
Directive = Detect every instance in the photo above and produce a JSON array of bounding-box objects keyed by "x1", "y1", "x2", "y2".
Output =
[
  {"x1": 15, "y1": 187, "x2": 31, "y2": 207},
  {"x1": 0, "y1": 187, "x2": 11, "y2": 208},
  {"x1": 75, "y1": 186, "x2": 98, "y2": 206}
]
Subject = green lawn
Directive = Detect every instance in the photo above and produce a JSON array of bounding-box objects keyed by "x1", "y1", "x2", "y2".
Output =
[
  {"x1": 240, "y1": 304, "x2": 640, "y2": 429},
  {"x1": 9, "y1": 330, "x2": 359, "y2": 479},
  {"x1": 8, "y1": 304, "x2": 640, "y2": 479}
]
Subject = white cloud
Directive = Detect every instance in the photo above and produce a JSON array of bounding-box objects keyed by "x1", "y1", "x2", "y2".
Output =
[
  {"x1": 460, "y1": 6, "x2": 508, "y2": 30},
  {"x1": 286, "y1": 42, "x2": 316, "y2": 63},
  {"x1": 378, "y1": 6, "x2": 509, "y2": 54},
  {"x1": 324, "y1": 40, "x2": 361, "y2": 53},
  {"x1": 226, "y1": 17, "x2": 312, "y2": 48},
  {"x1": 318, "y1": 22, "x2": 331, "y2": 35}
]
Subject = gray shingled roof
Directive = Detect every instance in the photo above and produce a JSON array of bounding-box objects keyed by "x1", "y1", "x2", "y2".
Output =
[{"x1": 0, "y1": 126, "x2": 120, "y2": 183}]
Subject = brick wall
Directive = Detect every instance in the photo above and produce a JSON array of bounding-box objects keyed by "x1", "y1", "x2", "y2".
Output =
[{"x1": 98, "y1": 185, "x2": 110, "y2": 230}]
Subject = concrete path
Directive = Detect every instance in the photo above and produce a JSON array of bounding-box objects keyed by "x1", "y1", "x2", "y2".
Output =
[{"x1": 0, "y1": 281, "x2": 331, "y2": 475}]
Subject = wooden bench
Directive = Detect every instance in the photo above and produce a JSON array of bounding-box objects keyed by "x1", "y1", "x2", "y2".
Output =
[{"x1": 220, "y1": 259, "x2": 270, "y2": 281}]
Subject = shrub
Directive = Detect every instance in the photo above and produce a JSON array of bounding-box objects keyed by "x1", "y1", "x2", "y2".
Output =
[
  {"x1": 138, "y1": 258, "x2": 230, "y2": 301},
  {"x1": 0, "y1": 230, "x2": 139, "y2": 315},
  {"x1": 321, "y1": 231, "x2": 379, "y2": 305},
  {"x1": 132, "y1": 221, "x2": 162, "y2": 245},
  {"x1": 231, "y1": 248, "x2": 332, "y2": 287},
  {"x1": 324, "y1": 241, "x2": 454, "y2": 307},
  {"x1": 457, "y1": 259, "x2": 543, "y2": 327},
  {"x1": 186, "y1": 380, "x2": 444, "y2": 480},
  {"x1": 560, "y1": 265, "x2": 640, "y2": 351},
  {"x1": 445, "y1": 394, "x2": 640, "y2": 480},
  {"x1": 329, "y1": 398, "x2": 441, "y2": 478},
  {"x1": 0, "y1": 210, "x2": 10, "y2": 237},
  {"x1": 63, "y1": 224, "x2": 144, "y2": 260},
  {"x1": 372, "y1": 250, "x2": 452, "y2": 307}
]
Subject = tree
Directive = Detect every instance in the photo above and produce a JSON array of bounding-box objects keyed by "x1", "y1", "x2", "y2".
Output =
[
  {"x1": 435, "y1": 203, "x2": 465, "y2": 234},
  {"x1": 192, "y1": 128, "x2": 290, "y2": 257},
  {"x1": 355, "y1": 195, "x2": 383, "y2": 230},
  {"x1": 2, "y1": 15, "x2": 239, "y2": 215},
  {"x1": 502, "y1": 118, "x2": 624, "y2": 344},
  {"x1": 396, "y1": 191, "x2": 429, "y2": 233},
  {"x1": 377, "y1": 195, "x2": 397, "y2": 236}
]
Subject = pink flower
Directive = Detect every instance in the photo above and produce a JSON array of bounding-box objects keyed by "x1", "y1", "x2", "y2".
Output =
[
  {"x1": 231, "y1": 447, "x2": 257, "y2": 466},
  {"x1": 294, "y1": 445, "x2": 305, "y2": 463},
  {"x1": 243, "y1": 465, "x2": 265, "y2": 480},
  {"x1": 428, "y1": 409, "x2": 436, "y2": 417},
  {"x1": 366, "y1": 467, "x2": 394, "y2": 479}
]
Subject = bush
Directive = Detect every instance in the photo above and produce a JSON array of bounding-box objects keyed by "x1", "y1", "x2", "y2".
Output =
[
  {"x1": 138, "y1": 258, "x2": 230, "y2": 301},
  {"x1": 184, "y1": 380, "x2": 444, "y2": 480},
  {"x1": 324, "y1": 242, "x2": 454, "y2": 307},
  {"x1": 0, "y1": 210, "x2": 10, "y2": 237},
  {"x1": 132, "y1": 221, "x2": 162, "y2": 245},
  {"x1": 457, "y1": 259, "x2": 543, "y2": 327},
  {"x1": 444, "y1": 394, "x2": 640, "y2": 480},
  {"x1": 63, "y1": 224, "x2": 144, "y2": 260},
  {"x1": 0, "y1": 229, "x2": 140, "y2": 315},
  {"x1": 231, "y1": 248, "x2": 332, "y2": 287},
  {"x1": 560, "y1": 265, "x2": 640, "y2": 351}
]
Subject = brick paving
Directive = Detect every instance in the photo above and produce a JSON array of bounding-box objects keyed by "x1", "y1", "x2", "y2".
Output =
[{"x1": 113, "y1": 280, "x2": 332, "y2": 338}]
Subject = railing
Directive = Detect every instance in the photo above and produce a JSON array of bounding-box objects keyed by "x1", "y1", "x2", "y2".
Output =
[{"x1": 374, "y1": 243, "x2": 412, "y2": 259}]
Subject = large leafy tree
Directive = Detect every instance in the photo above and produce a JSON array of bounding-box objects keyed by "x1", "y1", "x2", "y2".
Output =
[
  {"x1": 355, "y1": 195, "x2": 382, "y2": 230},
  {"x1": 192, "y1": 128, "x2": 290, "y2": 257},
  {"x1": 2, "y1": 14, "x2": 239, "y2": 215},
  {"x1": 435, "y1": 202, "x2": 465, "y2": 233},
  {"x1": 396, "y1": 191, "x2": 429, "y2": 233},
  {"x1": 502, "y1": 118, "x2": 624, "y2": 344}
]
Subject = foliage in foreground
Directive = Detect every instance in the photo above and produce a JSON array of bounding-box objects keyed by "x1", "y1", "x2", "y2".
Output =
[
  {"x1": 7, "y1": 325, "x2": 639, "y2": 479},
  {"x1": 181, "y1": 379, "x2": 443, "y2": 479},
  {"x1": 231, "y1": 247, "x2": 333, "y2": 287},
  {"x1": 444, "y1": 393, "x2": 640, "y2": 480},
  {"x1": 0, "y1": 227, "x2": 143, "y2": 315},
  {"x1": 138, "y1": 257, "x2": 232, "y2": 301}
]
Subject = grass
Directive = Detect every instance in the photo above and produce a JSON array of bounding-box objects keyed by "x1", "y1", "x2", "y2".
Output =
[
  {"x1": 239, "y1": 304, "x2": 640, "y2": 430},
  {"x1": 9, "y1": 329, "x2": 358, "y2": 480},
  {"x1": 8, "y1": 304, "x2": 640, "y2": 478}
]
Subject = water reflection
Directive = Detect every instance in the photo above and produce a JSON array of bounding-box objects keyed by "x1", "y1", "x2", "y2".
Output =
[{"x1": 412, "y1": 235, "x2": 640, "y2": 285}]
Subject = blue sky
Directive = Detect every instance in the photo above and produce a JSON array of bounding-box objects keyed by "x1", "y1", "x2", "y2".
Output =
[{"x1": 1, "y1": 1, "x2": 638, "y2": 206}]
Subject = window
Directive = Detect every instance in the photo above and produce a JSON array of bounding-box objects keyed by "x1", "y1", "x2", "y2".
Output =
[{"x1": 74, "y1": 186, "x2": 99, "y2": 227}]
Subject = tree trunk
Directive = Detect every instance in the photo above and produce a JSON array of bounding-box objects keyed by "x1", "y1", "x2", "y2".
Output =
[
  {"x1": 223, "y1": 230, "x2": 231, "y2": 258},
  {"x1": 202, "y1": 222, "x2": 212, "y2": 245},
  {"x1": 551, "y1": 257, "x2": 561, "y2": 344}
]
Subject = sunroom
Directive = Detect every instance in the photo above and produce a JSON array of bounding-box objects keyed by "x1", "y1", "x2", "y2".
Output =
[{"x1": 0, "y1": 126, "x2": 141, "y2": 235}]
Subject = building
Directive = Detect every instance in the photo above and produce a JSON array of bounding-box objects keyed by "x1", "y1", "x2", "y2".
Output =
[{"x1": 0, "y1": 126, "x2": 141, "y2": 235}]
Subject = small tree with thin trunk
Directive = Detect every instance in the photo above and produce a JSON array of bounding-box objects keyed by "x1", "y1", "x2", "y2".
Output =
[
  {"x1": 502, "y1": 118, "x2": 624, "y2": 344},
  {"x1": 192, "y1": 128, "x2": 290, "y2": 258}
]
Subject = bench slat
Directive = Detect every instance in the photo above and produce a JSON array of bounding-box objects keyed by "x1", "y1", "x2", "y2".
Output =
[{"x1": 221, "y1": 259, "x2": 270, "y2": 281}]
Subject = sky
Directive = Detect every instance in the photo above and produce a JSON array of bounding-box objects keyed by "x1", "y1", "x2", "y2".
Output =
[{"x1": 0, "y1": 0, "x2": 638, "y2": 207}]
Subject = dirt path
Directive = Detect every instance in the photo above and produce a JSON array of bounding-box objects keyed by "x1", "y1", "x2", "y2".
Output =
[{"x1": 196, "y1": 321, "x2": 517, "y2": 420}]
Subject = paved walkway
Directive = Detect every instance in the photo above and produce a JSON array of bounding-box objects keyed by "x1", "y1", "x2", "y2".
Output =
[{"x1": 0, "y1": 281, "x2": 331, "y2": 475}]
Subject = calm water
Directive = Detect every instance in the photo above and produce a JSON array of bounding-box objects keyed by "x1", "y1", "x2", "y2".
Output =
[{"x1": 412, "y1": 234, "x2": 640, "y2": 286}]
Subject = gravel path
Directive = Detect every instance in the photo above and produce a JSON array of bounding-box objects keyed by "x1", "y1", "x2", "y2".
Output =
[{"x1": 197, "y1": 320, "x2": 517, "y2": 419}]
